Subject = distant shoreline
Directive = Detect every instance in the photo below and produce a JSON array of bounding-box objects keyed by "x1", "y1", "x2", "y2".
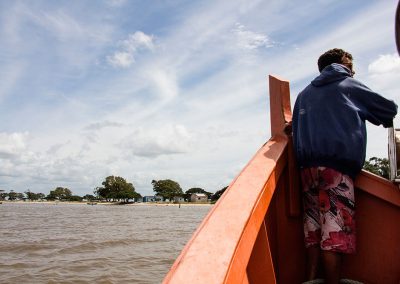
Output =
[{"x1": 0, "y1": 200, "x2": 213, "y2": 206}]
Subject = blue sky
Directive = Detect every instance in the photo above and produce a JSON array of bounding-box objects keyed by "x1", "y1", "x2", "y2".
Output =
[{"x1": 1, "y1": 0, "x2": 399, "y2": 196}]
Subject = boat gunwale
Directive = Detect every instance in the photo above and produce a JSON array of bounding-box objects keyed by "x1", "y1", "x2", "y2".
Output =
[{"x1": 163, "y1": 134, "x2": 289, "y2": 284}]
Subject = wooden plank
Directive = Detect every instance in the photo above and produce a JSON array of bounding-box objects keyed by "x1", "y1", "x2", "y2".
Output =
[
  {"x1": 355, "y1": 170, "x2": 400, "y2": 207},
  {"x1": 224, "y1": 138, "x2": 287, "y2": 283},
  {"x1": 286, "y1": 129, "x2": 301, "y2": 217},
  {"x1": 342, "y1": 188, "x2": 400, "y2": 283},
  {"x1": 246, "y1": 221, "x2": 276, "y2": 284},
  {"x1": 269, "y1": 75, "x2": 291, "y2": 137},
  {"x1": 242, "y1": 273, "x2": 250, "y2": 284}
]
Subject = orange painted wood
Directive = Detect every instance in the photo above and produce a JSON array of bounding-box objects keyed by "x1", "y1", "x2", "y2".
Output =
[
  {"x1": 342, "y1": 188, "x2": 400, "y2": 283},
  {"x1": 246, "y1": 221, "x2": 276, "y2": 284},
  {"x1": 269, "y1": 75, "x2": 291, "y2": 137},
  {"x1": 274, "y1": 170, "x2": 306, "y2": 283},
  {"x1": 162, "y1": 136, "x2": 288, "y2": 284},
  {"x1": 355, "y1": 170, "x2": 400, "y2": 207},
  {"x1": 287, "y1": 132, "x2": 301, "y2": 217},
  {"x1": 242, "y1": 273, "x2": 250, "y2": 284},
  {"x1": 341, "y1": 170, "x2": 400, "y2": 283},
  {"x1": 270, "y1": 75, "x2": 301, "y2": 218},
  {"x1": 224, "y1": 139, "x2": 288, "y2": 283},
  {"x1": 260, "y1": 161, "x2": 306, "y2": 283}
]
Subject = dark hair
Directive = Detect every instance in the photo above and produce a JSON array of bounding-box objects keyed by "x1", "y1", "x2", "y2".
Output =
[{"x1": 317, "y1": 48, "x2": 353, "y2": 72}]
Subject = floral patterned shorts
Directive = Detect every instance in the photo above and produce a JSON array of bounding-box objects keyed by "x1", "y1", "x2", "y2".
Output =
[{"x1": 301, "y1": 167, "x2": 356, "y2": 254}]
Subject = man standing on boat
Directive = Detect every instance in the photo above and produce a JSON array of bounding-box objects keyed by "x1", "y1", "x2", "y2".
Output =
[{"x1": 292, "y1": 48, "x2": 397, "y2": 284}]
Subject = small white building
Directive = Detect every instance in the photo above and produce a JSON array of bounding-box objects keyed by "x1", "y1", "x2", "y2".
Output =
[
  {"x1": 190, "y1": 193, "x2": 208, "y2": 203},
  {"x1": 143, "y1": 196, "x2": 155, "y2": 202},
  {"x1": 155, "y1": 195, "x2": 164, "y2": 202},
  {"x1": 173, "y1": 196, "x2": 185, "y2": 203}
]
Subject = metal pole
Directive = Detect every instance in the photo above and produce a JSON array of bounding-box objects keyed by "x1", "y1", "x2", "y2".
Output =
[{"x1": 396, "y1": 1, "x2": 400, "y2": 55}]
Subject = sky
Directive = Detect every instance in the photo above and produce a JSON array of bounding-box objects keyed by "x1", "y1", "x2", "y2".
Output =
[{"x1": 1, "y1": 0, "x2": 400, "y2": 196}]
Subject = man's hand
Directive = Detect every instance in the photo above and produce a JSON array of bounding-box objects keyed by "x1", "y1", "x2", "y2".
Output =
[{"x1": 284, "y1": 121, "x2": 292, "y2": 136}]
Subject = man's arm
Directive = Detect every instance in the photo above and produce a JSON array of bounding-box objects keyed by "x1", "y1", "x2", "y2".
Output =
[{"x1": 348, "y1": 79, "x2": 398, "y2": 127}]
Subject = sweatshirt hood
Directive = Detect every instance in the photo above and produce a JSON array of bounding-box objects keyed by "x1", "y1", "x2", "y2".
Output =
[{"x1": 311, "y1": 63, "x2": 352, "y2": 87}]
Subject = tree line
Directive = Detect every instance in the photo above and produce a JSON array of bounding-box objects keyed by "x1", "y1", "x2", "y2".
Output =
[{"x1": 0, "y1": 175, "x2": 228, "y2": 203}]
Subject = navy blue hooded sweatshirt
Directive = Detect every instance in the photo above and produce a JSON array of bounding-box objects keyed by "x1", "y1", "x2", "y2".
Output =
[{"x1": 292, "y1": 63, "x2": 398, "y2": 179}]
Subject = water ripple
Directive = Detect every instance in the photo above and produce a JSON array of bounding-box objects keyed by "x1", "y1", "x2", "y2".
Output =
[{"x1": 0, "y1": 203, "x2": 211, "y2": 283}]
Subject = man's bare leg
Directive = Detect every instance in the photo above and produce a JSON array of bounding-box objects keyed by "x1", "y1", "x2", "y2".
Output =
[
  {"x1": 322, "y1": 250, "x2": 341, "y2": 284},
  {"x1": 306, "y1": 245, "x2": 320, "y2": 280}
]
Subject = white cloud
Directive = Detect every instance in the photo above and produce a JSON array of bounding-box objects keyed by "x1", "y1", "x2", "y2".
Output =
[
  {"x1": 232, "y1": 23, "x2": 273, "y2": 50},
  {"x1": 1, "y1": 2, "x2": 114, "y2": 75},
  {"x1": 39, "y1": 11, "x2": 86, "y2": 41},
  {"x1": 364, "y1": 54, "x2": 400, "y2": 161},
  {"x1": 84, "y1": 120, "x2": 125, "y2": 131},
  {"x1": 107, "y1": 31, "x2": 154, "y2": 68},
  {"x1": 24, "y1": 7, "x2": 111, "y2": 44},
  {"x1": 366, "y1": 53, "x2": 400, "y2": 100},
  {"x1": 0, "y1": 62, "x2": 25, "y2": 100},
  {"x1": 121, "y1": 125, "x2": 193, "y2": 158},
  {"x1": 0, "y1": 132, "x2": 29, "y2": 159},
  {"x1": 236, "y1": 0, "x2": 264, "y2": 14},
  {"x1": 368, "y1": 54, "x2": 400, "y2": 74},
  {"x1": 122, "y1": 31, "x2": 154, "y2": 51},
  {"x1": 107, "y1": 51, "x2": 134, "y2": 68},
  {"x1": 106, "y1": 0, "x2": 127, "y2": 7},
  {"x1": 146, "y1": 67, "x2": 179, "y2": 101}
]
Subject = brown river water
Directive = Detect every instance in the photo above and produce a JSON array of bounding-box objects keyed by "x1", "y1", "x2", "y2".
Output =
[{"x1": 0, "y1": 203, "x2": 211, "y2": 284}]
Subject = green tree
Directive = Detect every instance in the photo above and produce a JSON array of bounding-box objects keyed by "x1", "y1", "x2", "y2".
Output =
[
  {"x1": 47, "y1": 187, "x2": 72, "y2": 200},
  {"x1": 37, "y1": 193, "x2": 46, "y2": 200},
  {"x1": 363, "y1": 157, "x2": 389, "y2": 179},
  {"x1": 94, "y1": 186, "x2": 110, "y2": 201},
  {"x1": 68, "y1": 195, "x2": 83, "y2": 202},
  {"x1": 96, "y1": 176, "x2": 140, "y2": 202},
  {"x1": 25, "y1": 190, "x2": 36, "y2": 200},
  {"x1": 83, "y1": 194, "x2": 96, "y2": 201},
  {"x1": 8, "y1": 190, "x2": 18, "y2": 200},
  {"x1": 152, "y1": 179, "x2": 183, "y2": 201},
  {"x1": 211, "y1": 186, "x2": 228, "y2": 202},
  {"x1": 184, "y1": 187, "x2": 212, "y2": 200},
  {"x1": 25, "y1": 190, "x2": 44, "y2": 201}
]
